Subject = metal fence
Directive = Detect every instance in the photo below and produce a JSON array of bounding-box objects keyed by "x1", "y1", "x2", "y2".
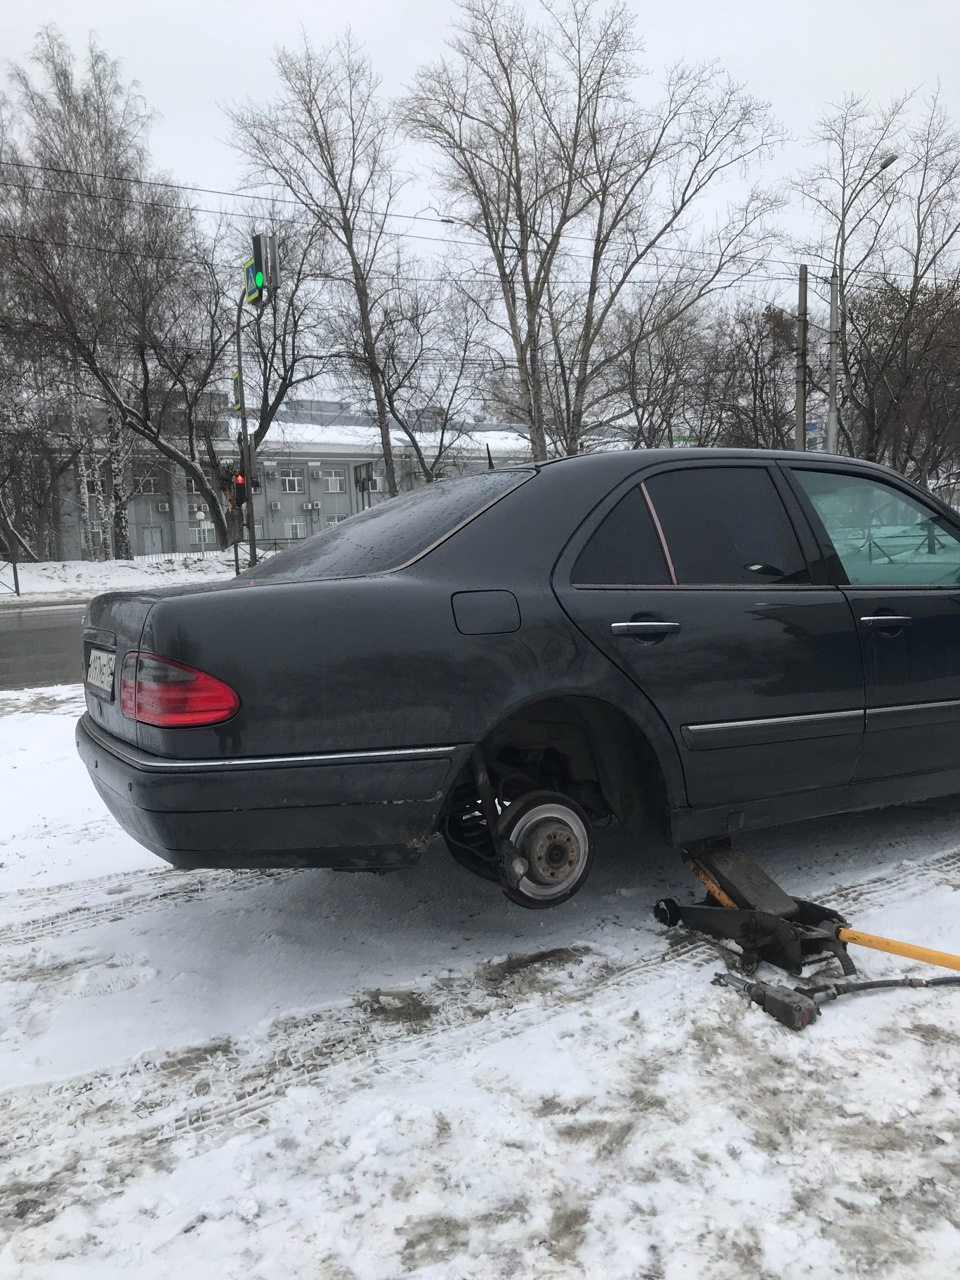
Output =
[{"x1": 130, "y1": 536, "x2": 302, "y2": 570}]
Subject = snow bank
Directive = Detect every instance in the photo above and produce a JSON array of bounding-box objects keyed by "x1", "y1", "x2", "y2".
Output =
[{"x1": 0, "y1": 556, "x2": 237, "y2": 604}]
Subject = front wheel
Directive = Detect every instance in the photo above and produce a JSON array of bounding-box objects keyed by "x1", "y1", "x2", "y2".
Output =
[{"x1": 495, "y1": 791, "x2": 595, "y2": 909}]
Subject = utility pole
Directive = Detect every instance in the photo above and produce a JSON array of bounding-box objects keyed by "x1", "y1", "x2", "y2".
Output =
[
  {"x1": 235, "y1": 292, "x2": 258, "y2": 569},
  {"x1": 826, "y1": 268, "x2": 839, "y2": 454},
  {"x1": 795, "y1": 264, "x2": 808, "y2": 452},
  {"x1": 233, "y1": 232, "x2": 280, "y2": 569}
]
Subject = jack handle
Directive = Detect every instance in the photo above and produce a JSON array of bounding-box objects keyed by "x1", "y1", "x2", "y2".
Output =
[{"x1": 834, "y1": 926, "x2": 960, "y2": 973}]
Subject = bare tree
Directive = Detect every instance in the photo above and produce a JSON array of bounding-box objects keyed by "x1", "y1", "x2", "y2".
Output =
[
  {"x1": 403, "y1": 0, "x2": 785, "y2": 459},
  {"x1": 239, "y1": 210, "x2": 334, "y2": 454},
  {"x1": 229, "y1": 35, "x2": 408, "y2": 496},
  {"x1": 329, "y1": 264, "x2": 491, "y2": 481},
  {"x1": 0, "y1": 30, "x2": 237, "y2": 552},
  {"x1": 704, "y1": 302, "x2": 798, "y2": 449},
  {"x1": 797, "y1": 90, "x2": 960, "y2": 469}
]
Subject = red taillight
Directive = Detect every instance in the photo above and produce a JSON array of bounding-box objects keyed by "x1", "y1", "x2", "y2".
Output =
[{"x1": 120, "y1": 652, "x2": 240, "y2": 728}]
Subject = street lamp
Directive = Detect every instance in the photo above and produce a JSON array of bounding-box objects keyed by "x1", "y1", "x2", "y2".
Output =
[{"x1": 825, "y1": 152, "x2": 898, "y2": 453}]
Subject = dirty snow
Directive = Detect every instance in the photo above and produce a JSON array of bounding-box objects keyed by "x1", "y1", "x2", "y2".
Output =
[{"x1": 2, "y1": 688, "x2": 960, "y2": 1277}]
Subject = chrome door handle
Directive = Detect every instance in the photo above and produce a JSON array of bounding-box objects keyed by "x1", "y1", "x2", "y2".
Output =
[
  {"x1": 859, "y1": 615, "x2": 912, "y2": 629},
  {"x1": 610, "y1": 621, "x2": 681, "y2": 637}
]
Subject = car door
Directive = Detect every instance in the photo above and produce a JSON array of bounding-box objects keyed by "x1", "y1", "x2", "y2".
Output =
[
  {"x1": 786, "y1": 464, "x2": 960, "y2": 782},
  {"x1": 552, "y1": 461, "x2": 865, "y2": 809}
]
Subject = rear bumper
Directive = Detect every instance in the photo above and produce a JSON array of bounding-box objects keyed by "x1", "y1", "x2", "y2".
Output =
[{"x1": 76, "y1": 714, "x2": 469, "y2": 870}]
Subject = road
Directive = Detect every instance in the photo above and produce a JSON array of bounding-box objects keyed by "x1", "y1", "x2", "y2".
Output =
[{"x1": 0, "y1": 602, "x2": 87, "y2": 690}]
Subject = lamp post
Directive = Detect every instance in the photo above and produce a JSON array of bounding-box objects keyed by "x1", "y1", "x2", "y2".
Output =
[{"x1": 825, "y1": 152, "x2": 898, "y2": 454}]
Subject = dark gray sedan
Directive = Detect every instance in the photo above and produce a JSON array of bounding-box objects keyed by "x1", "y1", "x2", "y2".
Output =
[{"x1": 77, "y1": 449, "x2": 960, "y2": 907}]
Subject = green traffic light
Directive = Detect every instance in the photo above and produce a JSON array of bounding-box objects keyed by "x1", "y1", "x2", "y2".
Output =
[{"x1": 255, "y1": 270, "x2": 264, "y2": 288}]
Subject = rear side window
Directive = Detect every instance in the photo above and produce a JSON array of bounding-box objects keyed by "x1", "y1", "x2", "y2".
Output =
[
  {"x1": 242, "y1": 470, "x2": 533, "y2": 582},
  {"x1": 645, "y1": 467, "x2": 810, "y2": 585},
  {"x1": 571, "y1": 487, "x2": 670, "y2": 585}
]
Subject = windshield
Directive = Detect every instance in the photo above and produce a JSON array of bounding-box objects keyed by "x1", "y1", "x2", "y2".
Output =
[{"x1": 241, "y1": 469, "x2": 534, "y2": 582}]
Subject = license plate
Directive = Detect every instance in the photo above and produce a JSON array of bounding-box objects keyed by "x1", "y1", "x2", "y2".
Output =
[{"x1": 86, "y1": 648, "x2": 116, "y2": 695}]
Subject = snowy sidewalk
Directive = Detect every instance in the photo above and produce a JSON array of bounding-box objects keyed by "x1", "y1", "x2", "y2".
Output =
[
  {"x1": 2, "y1": 687, "x2": 960, "y2": 1276},
  {"x1": 0, "y1": 557, "x2": 239, "y2": 611}
]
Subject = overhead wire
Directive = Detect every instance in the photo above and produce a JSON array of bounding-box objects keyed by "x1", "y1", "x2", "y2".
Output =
[
  {"x1": 0, "y1": 156, "x2": 903, "y2": 279},
  {"x1": 1, "y1": 161, "x2": 954, "y2": 301}
]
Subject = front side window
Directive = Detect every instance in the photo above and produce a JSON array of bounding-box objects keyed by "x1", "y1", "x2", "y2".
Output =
[
  {"x1": 793, "y1": 469, "x2": 960, "y2": 586},
  {"x1": 280, "y1": 468, "x2": 304, "y2": 494},
  {"x1": 571, "y1": 487, "x2": 670, "y2": 586},
  {"x1": 644, "y1": 467, "x2": 810, "y2": 585}
]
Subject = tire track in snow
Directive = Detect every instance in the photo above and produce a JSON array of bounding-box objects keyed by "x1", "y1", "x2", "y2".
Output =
[
  {"x1": 0, "y1": 937, "x2": 706, "y2": 1231},
  {"x1": 3, "y1": 834, "x2": 959, "y2": 951},
  {"x1": 0, "y1": 867, "x2": 298, "y2": 946},
  {"x1": 3, "y1": 841, "x2": 960, "y2": 1230}
]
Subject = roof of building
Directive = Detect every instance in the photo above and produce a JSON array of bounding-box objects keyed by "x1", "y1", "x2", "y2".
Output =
[{"x1": 234, "y1": 408, "x2": 533, "y2": 462}]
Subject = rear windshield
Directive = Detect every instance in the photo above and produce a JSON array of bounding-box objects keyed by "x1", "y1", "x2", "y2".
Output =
[{"x1": 241, "y1": 469, "x2": 534, "y2": 582}]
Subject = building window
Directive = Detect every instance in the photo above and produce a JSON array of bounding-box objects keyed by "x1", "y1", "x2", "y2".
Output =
[
  {"x1": 368, "y1": 475, "x2": 381, "y2": 493},
  {"x1": 326, "y1": 513, "x2": 349, "y2": 525},
  {"x1": 186, "y1": 469, "x2": 215, "y2": 495},
  {"x1": 82, "y1": 465, "x2": 106, "y2": 497},
  {"x1": 134, "y1": 463, "x2": 162, "y2": 495},
  {"x1": 280, "y1": 468, "x2": 304, "y2": 494},
  {"x1": 89, "y1": 521, "x2": 104, "y2": 549},
  {"x1": 285, "y1": 519, "x2": 307, "y2": 539},
  {"x1": 323, "y1": 468, "x2": 346, "y2": 493},
  {"x1": 189, "y1": 523, "x2": 218, "y2": 547}
]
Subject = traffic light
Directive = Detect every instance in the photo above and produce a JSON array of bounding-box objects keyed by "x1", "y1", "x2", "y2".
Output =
[
  {"x1": 267, "y1": 233, "x2": 280, "y2": 292},
  {"x1": 234, "y1": 470, "x2": 248, "y2": 509},
  {"x1": 244, "y1": 233, "x2": 280, "y2": 306},
  {"x1": 251, "y1": 234, "x2": 267, "y2": 294}
]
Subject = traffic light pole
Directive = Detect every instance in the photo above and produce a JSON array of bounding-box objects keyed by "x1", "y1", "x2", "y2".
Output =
[{"x1": 235, "y1": 291, "x2": 258, "y2": 569}]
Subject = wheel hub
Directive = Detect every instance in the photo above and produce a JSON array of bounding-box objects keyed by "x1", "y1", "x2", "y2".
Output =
[{"x1": 523, "y1": 820, "x2": 582, "y2": 886}]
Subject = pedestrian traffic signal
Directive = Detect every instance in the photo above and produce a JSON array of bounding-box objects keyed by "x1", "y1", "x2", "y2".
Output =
[{"x1": 234, "y1": 471, "x2": 248, "y2": 508}]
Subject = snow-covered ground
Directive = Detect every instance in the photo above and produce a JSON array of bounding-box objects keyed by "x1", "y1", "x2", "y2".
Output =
[
  {"x1": 0, "y1": 557, "x2": 238, "y2": 606},
  {"x1": 3, "y1": 688, "x2": 960, "y2": 1277}
]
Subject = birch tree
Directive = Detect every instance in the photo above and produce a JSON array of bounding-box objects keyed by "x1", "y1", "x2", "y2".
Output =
[{"x1": 0, "y1": 30, "x2": 237, "y2": 552}]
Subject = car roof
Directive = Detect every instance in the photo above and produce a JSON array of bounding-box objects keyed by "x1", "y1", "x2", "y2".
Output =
[{"x1": 534, "y1": 447, "x2": 900, "y2": 479}]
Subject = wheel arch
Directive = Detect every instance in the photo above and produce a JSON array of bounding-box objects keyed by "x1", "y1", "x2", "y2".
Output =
[{"x1": 440, "y1": 692, "x2": 680, "y2": 843}]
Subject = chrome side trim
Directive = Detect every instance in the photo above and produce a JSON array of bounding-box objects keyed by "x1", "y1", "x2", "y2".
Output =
[
  {"x1": 682, "y1": 708, "x2": 864, "y2": 751},
  {"x1": 869, "y1": 698, "x2": 960, "y2": 718},
  {"x1": 688, "y1": 709, "x2": 863, "y2": 734},
  {"x1": 79, "y1": 715, "x2": 465, "y2": 774}
]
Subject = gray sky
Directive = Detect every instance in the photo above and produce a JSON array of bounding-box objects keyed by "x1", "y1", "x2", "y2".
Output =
[
  {"x1": 5, "y1": 0, "x2": 959, "y2": 198},
  {"x1": 4, "y1": 1, "x2": 957, "y2": 401}
]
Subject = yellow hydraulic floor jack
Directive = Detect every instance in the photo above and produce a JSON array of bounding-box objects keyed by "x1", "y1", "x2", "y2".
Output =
[{"x1": 653, "y1": 839, "x2": 960, "y2": 1030}]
